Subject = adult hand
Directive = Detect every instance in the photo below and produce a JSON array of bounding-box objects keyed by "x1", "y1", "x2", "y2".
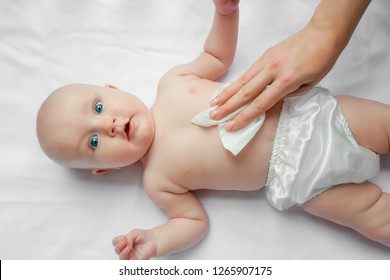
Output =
[
  {"x1": 209, "y1": 0, "x2": 371, "y2": 131},
  {"x1": 209, "y1": 23, "x2": 339, "y2": 131}
]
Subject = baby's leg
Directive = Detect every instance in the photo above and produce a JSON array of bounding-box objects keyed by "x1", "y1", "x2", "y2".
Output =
[
  {"x1": 336, "y1": 95, "x2": 390, "y2": 154},
  {"x1": 303, "y1": 181, "x2": 390, "y2": 247},
  {"x1": 303, "y1": 95, "x2": 390, "y2": 245}
]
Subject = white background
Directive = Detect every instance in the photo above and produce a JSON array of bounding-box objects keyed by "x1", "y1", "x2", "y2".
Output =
[{"x1": 0, "y1": 0, "x2": 389, "y2": 259}]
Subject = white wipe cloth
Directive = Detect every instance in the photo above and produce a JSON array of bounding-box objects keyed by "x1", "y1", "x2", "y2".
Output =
[
  {"x1": 265, "y1": 87, "x2": 380, "y2": 210},
  {"x1": 192, "y1": 84, "x2": 266, "y2": 156}
]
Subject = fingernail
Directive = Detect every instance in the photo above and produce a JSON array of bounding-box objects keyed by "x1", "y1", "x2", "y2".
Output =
[
  {"x1": 224, "y1": 120, "x2": 235, "y2": 131},
  {"x1": 210, "y1": 96, "x2": 220, "y2": 106},
  {"x1": 209, "y1": 107, "x2": 219, "y2": 119}
]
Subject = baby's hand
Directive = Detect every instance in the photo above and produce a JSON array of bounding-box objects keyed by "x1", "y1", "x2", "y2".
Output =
[
  {"x1": 213, "y1": 0, "x2": 239, "y2": 15},
  {"x1": 112, "y1": 229, "x2": 157, "y2": 260}
]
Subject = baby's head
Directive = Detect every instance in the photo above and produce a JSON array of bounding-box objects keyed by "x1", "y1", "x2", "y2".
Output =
[{"x1": 37, "y1": 84, "x2": 155, "y2": 174}]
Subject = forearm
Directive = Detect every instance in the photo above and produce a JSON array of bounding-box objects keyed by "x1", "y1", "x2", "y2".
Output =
[
  {"x1": 204, "y1": 7, "x2": 239, "y2": 68},
  {"x1": 151, "y1": 216, "x2": 209, "y2": 257},
  {"x1": 309, "y1": 0, "x2": 371, "y2": 51}
]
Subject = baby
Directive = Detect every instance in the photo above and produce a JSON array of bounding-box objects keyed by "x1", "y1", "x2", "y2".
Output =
[{"x1": 36, "y1": 0, "x2": 390, "y2": 259}]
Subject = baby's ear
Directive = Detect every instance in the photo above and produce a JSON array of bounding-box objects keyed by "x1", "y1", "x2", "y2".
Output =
[
  {"x1": 91, "y1": 168, "x2": 114, "y2": 175},
  {"x1": 105, "y1": 84, "x2": 118, "y2": 90}
]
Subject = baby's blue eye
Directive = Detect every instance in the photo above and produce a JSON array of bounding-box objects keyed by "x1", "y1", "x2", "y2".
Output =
[
  {"x1": 95, "y1": 102, "x2": 103, "y2": 114},
  {"x1": 90, "y1": 135, "x2": 99, "y2": 150}
]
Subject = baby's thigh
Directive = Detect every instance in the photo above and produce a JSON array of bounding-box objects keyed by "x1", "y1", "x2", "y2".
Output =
[
  {"x1": 302, "y1": 182, "x2": 382, "y2": 231},
  {"x1": 336, "y1": 95, "x2": 389, "y2": 154},
  {"x1": 303, "y1": 181, "x2": 390, "y2": 245}
]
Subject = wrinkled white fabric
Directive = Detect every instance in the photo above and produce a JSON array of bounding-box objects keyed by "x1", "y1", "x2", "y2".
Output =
[
  {"x1": 265, "y1": 87, "x2": 380, "y2": 210},
  {"x1": 192, "y1": 84, "x2": 266, "y2": 156}
]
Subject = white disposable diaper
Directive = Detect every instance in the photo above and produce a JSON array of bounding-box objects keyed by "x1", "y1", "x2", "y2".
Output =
[{"x1": 265, "y1": 87, "x2": 380, "y2": 210}]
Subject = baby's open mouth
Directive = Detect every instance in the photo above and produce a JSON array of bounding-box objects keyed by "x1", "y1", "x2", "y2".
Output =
[{"x1": 124, "y1": 121, "x2": 130, "y2": 140}]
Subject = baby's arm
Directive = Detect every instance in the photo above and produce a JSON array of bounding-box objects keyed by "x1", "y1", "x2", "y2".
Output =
[
  {"x1": 113, "y1": 184, "x2": 209, "y2": 259},
  {"x1": 164, "y1": 0, "x2": 239, "y2": 81}
]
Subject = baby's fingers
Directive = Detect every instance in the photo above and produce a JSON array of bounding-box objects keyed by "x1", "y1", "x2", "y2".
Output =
[
  {"x1": 112, "y1": 235, "x2": 124, "y2": 246},
  {"x1": 112, "y1": 235, "x2": 131, "y2": 255},
  {"x1": 119, "y1": 246, "x2": 131, "y2": 260}
]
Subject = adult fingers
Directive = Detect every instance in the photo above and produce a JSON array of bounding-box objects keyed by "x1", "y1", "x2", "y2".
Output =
[
  {"x1": 225, "y1": 80, "x2": 318, "y2": 131},
  {"x1": 211, "y1": 57, "x2": 265, "y2": 107},
  {"x1": 223, "y1": 82, "x2": 285, "y2": 131},
  {"x1": 211, "y1": 71, "x2": 272, "y2": 121},
  {"x1": 210, "y1": 80, "x2": 244, "y2": 107},
  {"x1": 288, "y1": 82, "x2": 315, "y2": 97}
]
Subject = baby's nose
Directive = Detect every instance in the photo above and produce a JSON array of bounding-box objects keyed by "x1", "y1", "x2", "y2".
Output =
[{"x1": 102, "y1": 117, "x2": 120, "y2": 136}]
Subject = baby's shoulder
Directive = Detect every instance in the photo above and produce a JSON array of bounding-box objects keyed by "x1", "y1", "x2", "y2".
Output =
[
  {"x1": 142, "y1": 167, "x2": 191, "y2": 207},
  {"x1": 142, "y1": 162, "x2": 188, "y2": 197},
  {"x1": 157, "y1": 67, "x2": 221, "y2": 97}
]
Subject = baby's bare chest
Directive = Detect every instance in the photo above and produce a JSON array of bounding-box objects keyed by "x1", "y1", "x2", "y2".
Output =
[
  {"x1": 146, "y1": 79, "x2": 282, "y2": 190},
  {"x1": 147, "y1": 125, "x2": 269, "y2": 191},
  {"x1": 149, "y1": 95, "x2": 274, "y2": 191}
]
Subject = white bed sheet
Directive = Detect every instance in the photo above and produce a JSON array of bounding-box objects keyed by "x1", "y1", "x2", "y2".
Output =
[{"x1": 1, "y1": 0, "x2": 389, "y2": 260}]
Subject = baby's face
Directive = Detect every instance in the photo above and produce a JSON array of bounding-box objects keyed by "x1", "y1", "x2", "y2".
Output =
[{"x1": 38, "y1": 84, "x2": 154, "y2": 171}]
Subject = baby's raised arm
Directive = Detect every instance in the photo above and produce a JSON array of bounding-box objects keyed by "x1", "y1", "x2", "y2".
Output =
[
  {"x1": 112, "y1": 183, "x2": 209, "y2": 260},
  {"x1": 162, "y1": 0, "x2": 239, "y2": 81}
]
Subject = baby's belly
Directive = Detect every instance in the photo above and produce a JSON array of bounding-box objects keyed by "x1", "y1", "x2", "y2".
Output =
[
  {"x1": 188, "y1": 161, "x2": 269, "y2": 191},
  {"x1": 182, "y1": 139, "x2": 273, "y2": 191},
  {"x1": 156, "y1": 81, "x2": 283, "y2": 192},
  {"x1": 176, "y1": 102, "x2": 282, "y2": 191}
]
